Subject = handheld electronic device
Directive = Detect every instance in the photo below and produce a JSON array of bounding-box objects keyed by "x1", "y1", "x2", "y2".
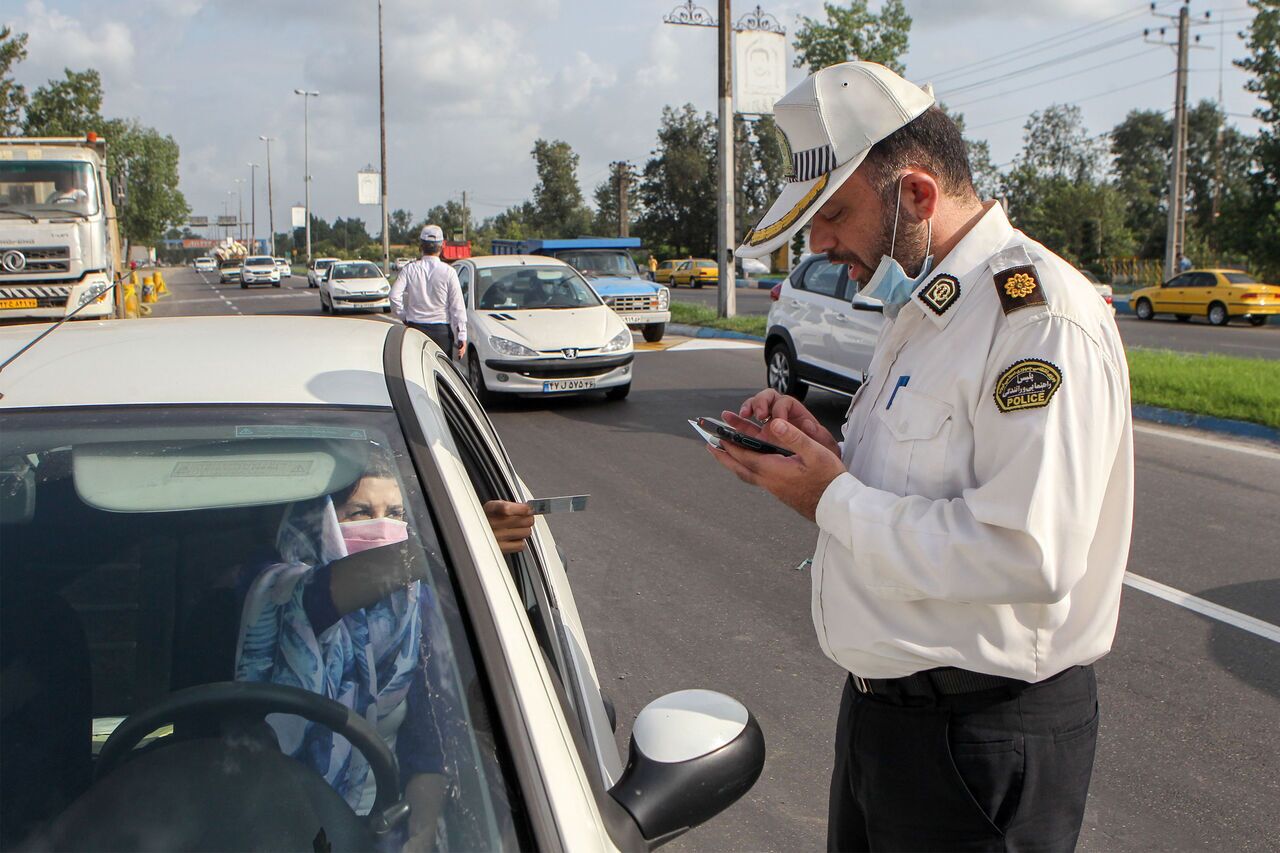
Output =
[{"x1": 690, "y1": 417, "x2": 795, "y2": 457}]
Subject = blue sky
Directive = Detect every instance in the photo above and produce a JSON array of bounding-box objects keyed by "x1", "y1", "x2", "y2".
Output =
[{"x1": 6, "y1": 0, "x2": 1265, "y2": 238}]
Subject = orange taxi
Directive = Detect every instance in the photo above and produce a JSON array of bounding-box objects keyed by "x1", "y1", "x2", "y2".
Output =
[{"x1": 1129, "y1": 268, "x2": 1279, "y2": 326}]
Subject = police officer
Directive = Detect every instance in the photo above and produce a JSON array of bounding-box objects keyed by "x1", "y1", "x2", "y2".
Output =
[
  {"x1": 712, "y1": 62, "x2": 1133, "y2": 851},
  {"x1": 390, "y1": 224, "x2": 467, "y2": 360}
]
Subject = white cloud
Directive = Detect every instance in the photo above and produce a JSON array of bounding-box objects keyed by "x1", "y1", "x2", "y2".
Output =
[{"x1": 17, "y1": 0, "x2": 134, "y2": 80}]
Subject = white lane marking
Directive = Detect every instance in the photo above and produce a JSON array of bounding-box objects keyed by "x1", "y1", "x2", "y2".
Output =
[
  {"x1": 665, "y1": 338, "x2": 762, "y2": 351},
  {"x1": 1134, "y1": 423, "x2": 1280, "y2": 462},
  {"x1": 1124, "y1": 572, "x2": 1280, "y2": 643}
]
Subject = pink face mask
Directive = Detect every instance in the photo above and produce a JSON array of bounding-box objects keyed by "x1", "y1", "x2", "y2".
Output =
[{"x1": 340, "y1": 518, "x2": 409, "y2": 555}]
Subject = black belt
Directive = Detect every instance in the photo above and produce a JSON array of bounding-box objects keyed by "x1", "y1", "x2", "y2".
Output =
[{"x1": 852, "y1": 667, "x2": 1026, "y2": 698}]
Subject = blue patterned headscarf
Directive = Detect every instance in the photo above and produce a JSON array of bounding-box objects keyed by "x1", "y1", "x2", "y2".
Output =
[{"x1": 234, "y1": 496, "x2": 423, "y2": 812}]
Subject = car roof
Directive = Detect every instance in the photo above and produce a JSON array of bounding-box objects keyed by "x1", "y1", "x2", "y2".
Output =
[
  {"x1": 467, "y1": 255, "x2": 571, "y2": 270},
  {"x1": 0, "y1": 317, "x2": 394, "y2": 410}
]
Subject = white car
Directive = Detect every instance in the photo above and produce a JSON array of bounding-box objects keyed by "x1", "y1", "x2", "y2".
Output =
[
  {"x1": 274, "y1": 257, "x2": 293, "y2": 279},
  {"x1": 307, "y1": 257, "x2": 339, "y2": 289},
  {"x1": 394, "y1": 257, "x2": 412, "y2": 270},
  {"x1": 0, "y1": 317, "x2": 764, "y2": 851},
  {"x1": 193, "y1": 257, "x2": 216, "y2": 273},
  {"x1": 239, "y1": 255, "x2": 281, "y2": 288},
  {"x1": 320, "y1": 260, "x2": 391, "y2": 314},
  {"x1": 453, "y1": 255, "x2": 635, "y2": 403},
  {"x1": 765, "y1": 253, "x2": 884, "y2": 400}
]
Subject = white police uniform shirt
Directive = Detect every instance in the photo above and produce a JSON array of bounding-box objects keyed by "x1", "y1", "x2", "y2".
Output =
[
  {"x1": 812, "y1": 201, "x2": 1134, "y2": 682},
  {"x1": 389, "y1": 254, "x2": 467, "y2": 342}
]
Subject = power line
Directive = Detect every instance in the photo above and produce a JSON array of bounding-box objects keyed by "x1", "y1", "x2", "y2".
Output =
[
  {"x1": 949, "y1": 46, "x2": 1167, "y2": 109},
  {"x1": 968, "y1": 71, "x2": 1173, "y2": 132},
  {"x1": 918, "y1": 1, "x2": 1177, "y2": 85},
  {"x1": 939, "y1": 33, "x2": 1145, "y2": 98}
]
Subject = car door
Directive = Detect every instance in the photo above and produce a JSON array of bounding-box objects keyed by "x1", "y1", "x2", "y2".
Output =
[
  {"x1": 1154, "y1": 272, "x2": 1190, "y2": 313},
  {"x1": 1186, "y1": 271, "x2": 1218, "y2": 313},
  {"x1": 789, "y1": 257, "x2": 847, "y2": 376},
  {"x1": 827, "y1": 270, "x2": 884, "y2": 386}
]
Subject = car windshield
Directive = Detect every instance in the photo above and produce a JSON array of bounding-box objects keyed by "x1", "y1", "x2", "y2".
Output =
[
  {"x1": 220, "y1": 259, "x2": 240, "y2": 268},
  {"x1": 552, "y1": 250, "x2": 641, "y2": 279},
  {"x1": 332, "y1": 263, "x2": 382, "y2": 279},
  {"x1": 0, "y1": 160, "x2": 101, "y2": 218},
  {"x1": 316, "y1": 260, "x2": 336, "y2": 270},
  {"x1": 1223, "y1": 272, "x2": 1257, "y2": 284},
  {"x1": 475, "y1": 265, "x2": 602, "y2": 310},
  {"x1": 245, "y1": 256, "x2": 274, "y2": 266},
  {"x1": 0, "y1": 406, "x2": 519, "y2": 850}
]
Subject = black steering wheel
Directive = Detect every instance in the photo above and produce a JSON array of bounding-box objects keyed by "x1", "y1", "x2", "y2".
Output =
[{"x1": 96, "y1": 681, "x2": 408, "y2": 834}]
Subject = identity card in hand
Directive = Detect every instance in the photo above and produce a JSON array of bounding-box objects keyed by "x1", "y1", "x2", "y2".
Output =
[{"x1": 527, "y1": 495, "x2": 590, "y2": 515}]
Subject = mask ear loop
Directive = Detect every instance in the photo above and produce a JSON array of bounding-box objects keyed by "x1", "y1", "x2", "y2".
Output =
[
  {"x1": 889, "y1": 176, "x2": 904, "y2": 259},
  {"x1": 916, "y1": 218, "x2": 933, "y2": 278}
]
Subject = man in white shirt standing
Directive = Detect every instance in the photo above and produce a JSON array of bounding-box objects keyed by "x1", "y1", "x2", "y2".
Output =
[
  {"x1": 390, "y1": 224, "x2": 467, "y2": 360},
  {"x1": 710, "y1": 62, "x2": 1133, "y2": 851}
]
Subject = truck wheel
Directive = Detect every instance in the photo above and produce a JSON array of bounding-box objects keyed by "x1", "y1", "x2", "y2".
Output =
[
  {"x1": 767, "y1": 342, "x2": 807, "y2": 402},
  {"x1": 642, "y1": 323, "x2": 665, "y2": 343},
  {"x1": 605, "y1": 383, "x2": 631, "y2": 402},
  {"x1": 1207, "y1": 302, "x2": 1229, "y2": 326}
]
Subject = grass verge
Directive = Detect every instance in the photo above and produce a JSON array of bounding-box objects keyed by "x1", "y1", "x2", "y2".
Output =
[
  {"x1": 1127, "y1": 348, "x2": 1280, "y2": 429},
  {"x1": 670, "y1": 301, "x2": 768, "y2": 338}
]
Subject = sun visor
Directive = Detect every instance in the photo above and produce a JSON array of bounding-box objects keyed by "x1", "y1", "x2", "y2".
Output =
[{"x1": 73, "y1": 439, "x2": 368, "y2": 513}]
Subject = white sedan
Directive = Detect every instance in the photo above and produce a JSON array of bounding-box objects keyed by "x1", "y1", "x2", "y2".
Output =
[
  {"x1": 453, "y1": 255, "x2": 635, "y2": 403},
  {"x1": 320, "y1": 260, "x2": 392, "y2": 314},
  {"x1": 0, "y1": 316, "x2": 765, "y2": 851}
]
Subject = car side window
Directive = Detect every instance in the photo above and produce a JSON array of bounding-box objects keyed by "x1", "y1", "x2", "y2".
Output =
[
  {"x1": 1164, "y1": 274, "x2": 1190, "y2": 288},
  {"x1": 799, "y1": 259, "x2": 843, "y2": 298},
  {"x1": 456, "y1": 264, "x2": 472, "y2": 303},
  {"x1": 1189, "y1": 272, "x2": 1216, "y2": 288}
]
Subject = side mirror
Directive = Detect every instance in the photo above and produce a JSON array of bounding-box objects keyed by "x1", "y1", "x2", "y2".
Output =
[{"x1": 609, "y1": 690, "x2": 764, "y2": 847}]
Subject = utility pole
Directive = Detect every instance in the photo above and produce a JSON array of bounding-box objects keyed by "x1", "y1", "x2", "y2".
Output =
[
  {"x1": 247, "y1": 163, "x2": 258, "y2": 251},
  {"x1": 611, "y1": 161, "x2": 631, "y2": 238},
  {"x1": 716, "y1": 0, "x2": 736, "y2": 318},
  {"x1": 1147, "y1": 5, "x2": 1212, "y2": 280},
  {"x1": 260, "y1": 137, "x2": 277, "y2": 255},
  {"x1": 294, "y1": 89, "x2": 320, "y2": 264},
  {"x1": 461, "y1": 191, "x2": 469, "y2": 242},
  {"x1": 233, "y1": 178, "x2": 245, "y2": 244},
  {"x1": 378, "y1": 0, "x2": 390, "y2": 275}
]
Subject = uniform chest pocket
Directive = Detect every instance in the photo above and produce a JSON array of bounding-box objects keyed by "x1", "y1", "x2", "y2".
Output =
[{"x1": 872, "y1": 387, "x2": 954, "y2": 497}]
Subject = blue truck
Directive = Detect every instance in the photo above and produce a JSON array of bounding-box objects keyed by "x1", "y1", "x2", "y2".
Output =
[{"x1": 491, "y1": 237, "x2": 671, "y2": 342}]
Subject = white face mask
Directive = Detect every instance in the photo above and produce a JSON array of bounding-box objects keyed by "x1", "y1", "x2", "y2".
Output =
[{"x1": 861, "y1": 176, "x2": 934, "y2": 314}]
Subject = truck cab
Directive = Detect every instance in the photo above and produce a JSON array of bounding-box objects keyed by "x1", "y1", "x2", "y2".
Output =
[
  {"x1": 0, "y1": 136, "x2": 122, "y2": 322},
  {"x1": 491, "y1": 238, "x2": 671, "y2": 341}
]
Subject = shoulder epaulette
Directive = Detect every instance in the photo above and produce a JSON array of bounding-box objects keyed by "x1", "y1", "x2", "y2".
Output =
[{"x1": 988, "y1": 245, "x2": 1047, "y2": 316}]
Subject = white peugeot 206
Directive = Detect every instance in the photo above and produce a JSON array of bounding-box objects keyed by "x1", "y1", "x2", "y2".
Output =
[
  {"x1": 0, "y1": 316, "x2": 763, "y2": 851},
  {"x1": 452, "y1": 255, "x2": 635, "y2": 403}
]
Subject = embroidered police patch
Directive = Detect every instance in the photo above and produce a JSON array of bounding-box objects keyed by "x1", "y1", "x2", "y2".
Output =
[
  {"x1": 994, "y1": 359, "x2": 1062, "y2": 413},
  {"x1": 993, "y1": 264, "x2": 1047, "y2": 315},
  {"x1": 919, "y1": 273, "x2": 960, "y2": 315}
]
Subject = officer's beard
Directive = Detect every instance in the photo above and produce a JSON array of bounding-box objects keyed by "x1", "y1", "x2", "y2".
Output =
[{"x1": 839, "y1": 212, "x2": 931, "y2": 291}]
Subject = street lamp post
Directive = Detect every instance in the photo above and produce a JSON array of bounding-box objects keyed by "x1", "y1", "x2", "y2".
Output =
[
  {"x1": 293, "y1": 89, "x2": 320, "y2": 264},
  {"x1": 233, "y1": 178, "x2": 246, "y2": 244},
  {"x1": 377, "y1": 0, "x2": 390, "y2": 275},
  {"x1": 260, "y1": 136, "x2": 277, "y2": 256},
  {"x1": 247, "y1": 163, "x2": 259, "y2": 251}
]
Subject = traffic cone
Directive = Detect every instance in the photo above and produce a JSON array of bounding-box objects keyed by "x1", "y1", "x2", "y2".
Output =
[
  {"x1": 123, "y1": 283, "x2": 140, "y2": 318},
  {"x1": 156, "y1": 270, "x2": 169, "y2": 295},
  {"x1": 142, "y1": 276, "x2": 157, "y2": 304}
]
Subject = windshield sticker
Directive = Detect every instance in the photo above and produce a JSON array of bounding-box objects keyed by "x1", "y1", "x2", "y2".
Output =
[{"x1": 235, "y1": 425, "x2": 368, "y2": 440}]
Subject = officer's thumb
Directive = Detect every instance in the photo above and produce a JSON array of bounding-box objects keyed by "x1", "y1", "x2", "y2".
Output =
[{"x1": 767, "y1": 418, "x2": 814, "y2": 457}]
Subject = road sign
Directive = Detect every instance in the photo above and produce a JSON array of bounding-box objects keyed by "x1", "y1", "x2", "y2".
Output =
[
  {"x1": 188, "y1": 215, "x2": 209, "y2": 227},
  {"x1": 216, "y1": 215, "x2": 238, "y2": 227},
  {"x1": 735, "y1": 29, "x2": 786, "y2": 115},
  {"x1": 291, "y1": 205, "x2": 306, "y2": 228}
]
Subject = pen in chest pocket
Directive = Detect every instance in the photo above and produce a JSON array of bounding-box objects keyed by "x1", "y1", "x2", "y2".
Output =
[{"x1": 886, "y1": 375, "x2": 910, "y2": 409}]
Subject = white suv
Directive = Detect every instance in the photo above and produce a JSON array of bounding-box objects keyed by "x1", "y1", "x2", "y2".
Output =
[
  {"x1": 764, "y1": 253, "x2": 884, "y2": 400},
  {"x1": 239, "y1": 255, "x2": 281, "y2": 288}
]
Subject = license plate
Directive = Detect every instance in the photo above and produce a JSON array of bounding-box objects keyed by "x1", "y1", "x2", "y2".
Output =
[
  {"x1": 543, "y1": 378, "x2": 596, "y2": 393},
  {"x1": 618, "y1": 313, "x2": 652, "y2": 324},
  {"x1": 0, "y1": 298, "x2": 38, "y2": 310}
]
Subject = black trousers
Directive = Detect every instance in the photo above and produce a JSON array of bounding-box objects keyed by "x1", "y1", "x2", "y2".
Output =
[
  {"x1": 827, "y1": 665, "x2": 1099, "y2": 852},
  {"x1": 408, "y1": 322, "x2": 454, "y2": 357}
]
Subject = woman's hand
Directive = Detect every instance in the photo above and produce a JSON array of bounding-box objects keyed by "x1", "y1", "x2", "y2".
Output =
[{"x1": 484, "y1": 500, "x2": 535, "y2": 554}]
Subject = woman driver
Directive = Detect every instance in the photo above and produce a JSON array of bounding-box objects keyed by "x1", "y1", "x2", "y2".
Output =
[{"x1": 234, "y1": 455, "x2": 534, "y2": 842}]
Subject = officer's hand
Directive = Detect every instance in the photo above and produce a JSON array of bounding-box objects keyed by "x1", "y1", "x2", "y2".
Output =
[
  {"x1": 457, "y1": 341, "x2": 468, "y2": 360},
  {"x1": 734, "y1": 390, "x2": 839, "y2": 457},
  {"x1": 484, "y1": 500, "x2": 534, "y2": 553},
  {"x1": 708, "y1": 418, "x2": 846, "y2": 522}
]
